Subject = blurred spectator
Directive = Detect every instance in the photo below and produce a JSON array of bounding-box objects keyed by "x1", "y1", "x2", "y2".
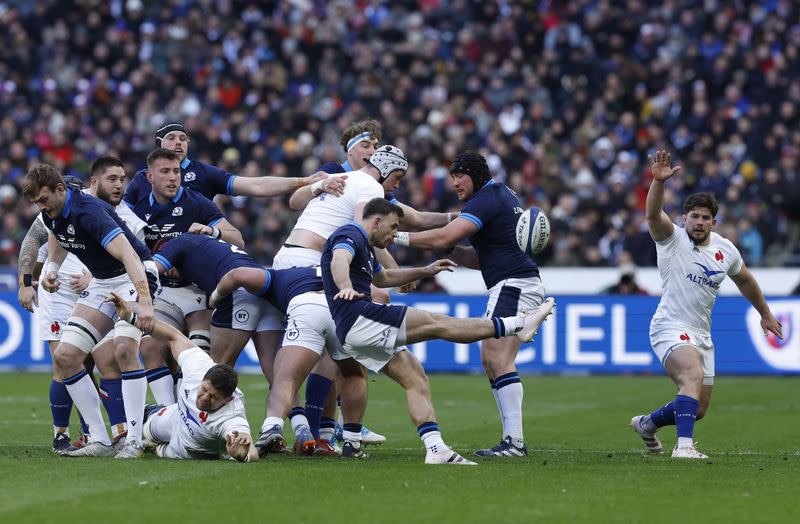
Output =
[
  {"x1": 604, "y1": 265, "x2": 648, "y2": 295},
  {"x1": 0, "y1": 0, "x2": 799, "y2": 272}
]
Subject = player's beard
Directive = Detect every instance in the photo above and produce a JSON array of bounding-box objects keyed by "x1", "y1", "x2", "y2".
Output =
[
  {"x1": 688, "y1": 228, "x2": 710, "y2": 244},
  {"x1": 97, "y1": 186, "x2": 121, "y2": 206}
]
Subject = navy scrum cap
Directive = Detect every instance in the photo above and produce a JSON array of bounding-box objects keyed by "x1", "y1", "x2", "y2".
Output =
[
  {"x1": 155, "y1": 123, "x2": 186, "y2": 146},
  {"x1": 450, "y1": 152, "x2": 491, "y2": 189}
]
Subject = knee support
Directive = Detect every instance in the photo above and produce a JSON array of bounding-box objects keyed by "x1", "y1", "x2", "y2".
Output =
[
  {"x1": 61, "y1": 317, "x2": 103, "y2": 354},
  {"x1": 114, "y1": 319, "x2": 143, "y2": 344},
  {"x1": 189, "y1": 330, "x2": 211, "y2": 354}
]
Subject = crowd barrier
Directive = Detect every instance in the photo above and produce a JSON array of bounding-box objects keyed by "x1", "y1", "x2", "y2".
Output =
[{"x1": 1, "y1": 292, "x2": 797, "y2": 375}]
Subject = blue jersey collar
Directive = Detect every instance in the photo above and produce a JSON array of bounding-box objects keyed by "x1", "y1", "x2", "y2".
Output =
[
  {"x1": 149, "y1": 186, "x2": 185, "y2": 206},
  {"x1": 180, "y1": 157, "x2": 191, "y2": 169},
  {"x1": 469, "y1": 178, "x2": 495, "y2": 200},
  {"x1": 342, "y1": 160, "x2": 352, "y2": 171},
  {"x1": 348, "y1": 220, "x2": 369, "y2": 240},
  {"x1": 60, "y1": 188, "x2": 73, "y2": 218}
]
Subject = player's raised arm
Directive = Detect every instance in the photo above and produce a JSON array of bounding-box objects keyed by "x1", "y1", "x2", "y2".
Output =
[
  {"x1": 231, "y1": 170, "x2": 326, "y2": 199},
  {"x1": 645, "y1": 150, "x2": 681, "y2": 242},
  {"x1": 373, "y1": 259, "x2": 456, "y2": 288},
  {"x1": 393, "y1": 218, "x2": 477, "y2": 251},
  {"x1": 288, "y1": 173, "x2": 347, "y2": 210},
  {"x1": 729, "y1": 264, "x2": 783, "y2": 339},
  {"x1": 396, "y1": 201, "x2": 456, "y2": 230},
  {"x1": 108, "y1": 292, "x2": 195, "y2": 358}
]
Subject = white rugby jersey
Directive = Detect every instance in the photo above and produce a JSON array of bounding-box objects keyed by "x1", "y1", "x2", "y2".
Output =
[
  {"x1": 292, "y1": 169, "x2": 384, "y2": 240},
  {"x1": 172, "y1": 348, "x2": 250, "y2": 460},
  {"x1": 652, "y1": 225, "x2": 743, "y2": 333}
]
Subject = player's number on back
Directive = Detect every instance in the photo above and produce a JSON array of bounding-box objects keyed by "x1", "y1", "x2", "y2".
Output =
[{"x1": 217, "y1": 239, "x2": 248, "y2": 255}]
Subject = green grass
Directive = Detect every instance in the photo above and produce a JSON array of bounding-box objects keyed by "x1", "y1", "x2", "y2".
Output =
[{"x1": 1, "y1": 374, "x2": 798, "y2": 523}]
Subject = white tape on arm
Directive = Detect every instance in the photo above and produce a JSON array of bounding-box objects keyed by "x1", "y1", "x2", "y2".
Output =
[{"x1": 394, "y1": 232, "x2": 410, "y2": 247}]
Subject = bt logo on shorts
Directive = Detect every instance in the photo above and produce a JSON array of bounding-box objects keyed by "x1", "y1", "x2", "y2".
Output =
[
  {"x1": 286, "y1": 320, "x2": 300, "y2": 341},
  {"x1": 235, "y1": 309, "x2": 250, "y2": 323}
]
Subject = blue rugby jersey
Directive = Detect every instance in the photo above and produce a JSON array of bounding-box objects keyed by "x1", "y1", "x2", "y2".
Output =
[
  {"x1": 44, "y1": 188, "x2": 152, "y2": 279},
  {"x1": 124, "y1": 157, "x2": 237, "y2": 206},
  {"x1": 155, "y1": 234, "x2": 323, "y2": 314},
  {"x1": 458, "y1": 180, "x2": 539, "y2": 289},
  {"x1": 130, "y1": 187, "x2": 224, "y2": 287},
  {"x1": 320, "y1": 222, "x2": 404, "y2": 343}
]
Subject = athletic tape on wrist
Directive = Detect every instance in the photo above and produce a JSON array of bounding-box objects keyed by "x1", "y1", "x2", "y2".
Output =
[{"x1": 394, "y1": 232, "x2": 410, "y2": 246}]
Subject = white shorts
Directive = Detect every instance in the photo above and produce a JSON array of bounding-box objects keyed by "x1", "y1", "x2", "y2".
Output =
[
  {"x1": 211, "y1": 287, "x2": 284, "y2": 332},
  {"x1": 154, "y1": 285, "x2": 208, "y2": 330},
  {"x1": 483, "y1": 276, "x2": 545, "y2": 318},
  {"x1": 272, "y1": 245, "x2": 321, "y2": 270},
  {"x1": 143, "y1": 404, "x2": 184, "y2": 458},
  {"x1": 38, "y1": 286, "x2": 79, "y2": 341},
  {"x1": 281, "y1": 292, "x2": 341, "y2": 356},
  {"x1": 333, "y1": 309, "x2": 408, "y2": 373},
  {"x1": 75, "y1": 273, "x2": 138, "y2": 320},
  {"x1": 650, "y1": 320, "x2": 715, "y2": 385}
]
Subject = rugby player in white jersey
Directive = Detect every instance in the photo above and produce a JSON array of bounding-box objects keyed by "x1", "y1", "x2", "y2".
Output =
[
  {"x1": 107, "y1": 293, "x2": 257, "y2": 462},
  {"x1": 630, "y1": 151, "x2": 783, "y2": 459}
]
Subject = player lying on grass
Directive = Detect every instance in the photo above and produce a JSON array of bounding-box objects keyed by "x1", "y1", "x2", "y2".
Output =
[
  {"x1": 630, "y1": 151, "x2": 783, "y2": 459},
  {"x1": 108, "y1": 292, "x2": 258, "y2": 462},
  {"x1": 320, "y1": 198, "x2": 555, "y2": 464}
]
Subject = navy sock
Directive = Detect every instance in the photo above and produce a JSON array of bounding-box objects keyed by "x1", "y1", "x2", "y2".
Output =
[
  {"x1": 674, "y1": 395, "x2": 699, "y2": 440},
  {"x1": 649, "y1": 401, "x2": 676, "y2": 427},
  {"x1": 320, "y1": 417, "x2": 337, "y2": 433},
  {"x1": 304, "y1": 373, "x2": 333, "y2": 439},
  {"x1": 99, "y1": 378, "x2": 126, "y2": 426},
  {"x1": 491, "y1": 317, "x2": 505, "y2": 338},
  {"x1": 417, "y1": 421, "x2": 440, "y2": 438},
  {"x1": 79, "y1": 414, "x2": 89, "y2": 435},
  {"x1": 146, "y1": 366, "x2": 172, "y2": 383},
  {"x1": 49, "y1": 380, "x2": 73, "y2": 429}
]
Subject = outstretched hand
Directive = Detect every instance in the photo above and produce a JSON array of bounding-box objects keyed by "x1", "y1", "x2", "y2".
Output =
[
  {"x1": 106, "y1": 291, "x2": 133, "y2": 322},
  {"x1": 426, "y1": 259, "x2": 457, "y2": 276},
  {"x1": 226, "y1": 430, "x2": 252, "y2": 462},
  {"x1": 648, "y1": 150, "x2": 681, "y2": 182}
]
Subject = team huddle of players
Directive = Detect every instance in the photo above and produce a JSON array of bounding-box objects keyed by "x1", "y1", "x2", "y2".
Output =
[{"x1": 17, "y1": 120, "x2": 782, "y2": 464}]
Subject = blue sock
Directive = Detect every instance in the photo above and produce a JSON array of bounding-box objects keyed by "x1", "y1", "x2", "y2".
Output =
[
  {"x1": 99, "y1": 378, "x2": 126, "y2": 427},
  {"x1": 674, "y1": 394, "x2": 699, "y2": 440},
  {"x1": 304, "y1": 373, "x2": 333, "y2": 439},
  {"x1": 417, "y1": 421, "x2": 440, "y2": 438},
  {"x1": 649, "y1": 401, "x2": 676, "y2": 427},
  {"x1": 50, "y1": 380, "x2": 73, "y2": 430},
  {"x1": 79, "y1": 414, "x2": 89, "y2": 435}
]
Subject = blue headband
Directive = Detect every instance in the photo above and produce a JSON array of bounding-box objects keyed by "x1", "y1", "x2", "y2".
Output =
[{"x1": 346, "y1": 132, "x2": 372, "y2": 152}]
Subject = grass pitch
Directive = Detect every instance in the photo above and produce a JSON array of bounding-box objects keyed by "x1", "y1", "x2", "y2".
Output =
[{"x1": 1, "y1": 373, "x2": 798, "y2": 523}]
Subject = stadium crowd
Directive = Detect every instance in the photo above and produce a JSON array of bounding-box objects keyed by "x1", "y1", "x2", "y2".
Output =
[{"x1": 2, "y1": 0, "x2": 800, "y2": 268}]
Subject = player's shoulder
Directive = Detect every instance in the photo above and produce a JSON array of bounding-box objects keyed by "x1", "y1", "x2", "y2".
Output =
[
  {"x1": 318, "y1": 162, "x2": 345, "y2": 174},
  {"x1": 191, "y1": 159, "x2": 225, "y2": 175},
  {"x1": 710, "y1": 231, "x2": 739, "y2": 254}
]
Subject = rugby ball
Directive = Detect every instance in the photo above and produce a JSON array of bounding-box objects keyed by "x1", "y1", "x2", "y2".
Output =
[{"x1": 516, "y1": 207, "x2": 550, "y2": 255}]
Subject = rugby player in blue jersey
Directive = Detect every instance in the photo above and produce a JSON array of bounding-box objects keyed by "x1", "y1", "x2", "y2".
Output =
[
  {"x1": 129, "y1": 148, "x2": 245, "y2": 406},
  {"x1": 320, "y1": 198, "x2": 551, "y2": 463},
  {"x1": 393, "y1": 152, "x2": 555, "y2": 457},
  {"x1": 23, "y1": 164, "x2": 159, "y2": 458}
]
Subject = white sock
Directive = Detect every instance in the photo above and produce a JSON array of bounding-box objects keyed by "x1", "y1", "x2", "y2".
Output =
[
  {"x1": 53, "y1": 426, "x2": 69, "y2": 438},
  {"x1": 496, "y1": 382, "x2": 524, "y2": 441},
  {"x1": 121, "y1": 372, "x2": 147, "y2": 445},
  {"x1": 319, "y1": 427, "x2": 335, "y2": 441},
  {"x1": 491, "y1": 388, "x2": 505, "y2": 435},
  {"x1": 677, "y1": 437, "x2": 693, "y2": 448},
  {"x1": 422, "y1": 430, "x2": 445, "y2": 450},
  {"x1": 343, "y1": 429, "x2": 362, "y2": 444},
  {"x1": 500, "y1": 316, "x2": 524, "y2": 335},
  {"x1": 640, "y1": 415, "x2": 657, "y2": 433},
  {"x1": 262, "y1": 416, "x2": 284, "y2": 433},
  {"x1": 290, "y1": 414, "x2": 310, "y2": 436},
  {"x1": 337, "y1": 405, "x2": 343, "y2": 427},
  {"x1": 64, "y1": 374, "x2": 111, "y2": 445},
  {"x1": 148, "y1": 375, "x2": 175, "y2": 405}
]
